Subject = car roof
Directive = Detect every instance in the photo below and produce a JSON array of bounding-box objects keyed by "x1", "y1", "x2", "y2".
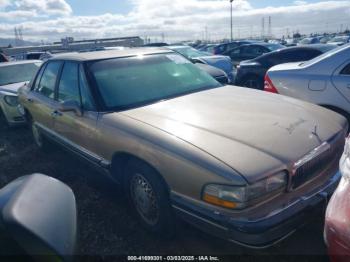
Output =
[
  {"x1": 0, "y1": 60, "x2": 42, "y2": 67},
  {"x1": 50, "y1": 48, "x2": 174, "y2": 62}
]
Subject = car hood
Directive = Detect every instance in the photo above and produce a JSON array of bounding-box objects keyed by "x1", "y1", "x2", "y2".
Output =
[
  {"x1": 0, "y1": 81, "x2": 27, "y2": 95},
  {"x1": 197, "y1": 55, "x2": 233, "y2": 74},
  {"x1": 121, "y1": 86, "x2": 345, "y2": 183}
]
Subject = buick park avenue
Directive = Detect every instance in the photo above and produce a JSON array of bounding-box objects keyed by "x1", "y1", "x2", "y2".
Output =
[{"x1": 18, "y1": 48, "x2": 348, "y2": 248}]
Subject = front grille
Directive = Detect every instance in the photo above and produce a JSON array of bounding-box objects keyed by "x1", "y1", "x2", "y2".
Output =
[{"x1": 292, "y1": 133, "x2": 345, "y2": 189}]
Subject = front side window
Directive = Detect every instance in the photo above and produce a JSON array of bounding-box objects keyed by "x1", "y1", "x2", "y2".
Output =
[
  {"x1": 87, "y1": 53, "x2": 220, "y2": 111},
  {"x1": 0, "y1": 62, "x2": 41, "y2": 86},
  {"x1": 58, "y1": 62, "x2": 80, "y2": 104},
  {"x1": 36, "y1": 61, "x2": 62, "y2": 99}
]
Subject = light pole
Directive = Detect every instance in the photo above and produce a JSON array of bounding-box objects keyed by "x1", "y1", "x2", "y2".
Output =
[{"x1": 230, "y1": 0, "x2": 234, "y2": 41}]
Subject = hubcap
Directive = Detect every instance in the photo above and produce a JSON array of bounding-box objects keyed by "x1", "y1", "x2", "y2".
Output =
[
  {"x1": 130, "y1": 173, "x2": 159, "y2": 226},
  {"x1": 32, "y1": 123, "x2": 43, "y2": 148}
]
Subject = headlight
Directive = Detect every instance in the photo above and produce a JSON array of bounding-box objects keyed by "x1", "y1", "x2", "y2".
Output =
[
  {"x1": 202, "y1": 172, "x2": 287, "y2": 209},
  {"x1": 4, "y1": 95, "x2": 19, "y2": 107}
]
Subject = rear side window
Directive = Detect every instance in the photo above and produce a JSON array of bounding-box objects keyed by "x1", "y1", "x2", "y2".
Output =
[
  {"x1": 35, "y1": 61, "x2": 62, "y2": 99},
  {"x1": 58, "y1": 62, "x2": 80, "y2": 103},
  {"x1": 341, "y1": 64, "x2": 350, "y2": 75}
]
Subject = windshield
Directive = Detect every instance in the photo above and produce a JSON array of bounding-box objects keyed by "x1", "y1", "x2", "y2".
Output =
[
  {"x1": 300, "y1": 38, "x2": 311, "y2": 44},
  {"x1": 88, "y1": 54, "x2": 221, "y2": 110},
  {"x1": 171, "y1": 47, "x2": 211, "y2": 59},
  {"x1": 0, "y1": 62, "x2": 41, "y2": 86}
]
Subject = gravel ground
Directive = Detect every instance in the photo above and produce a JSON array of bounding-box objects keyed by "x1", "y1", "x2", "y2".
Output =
[{"x1": 0, "y1": 113, "x2": 330, "y2": 261}]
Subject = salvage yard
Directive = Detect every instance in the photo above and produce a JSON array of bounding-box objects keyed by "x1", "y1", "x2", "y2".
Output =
[{"x1": 0, "y1": 113, "x2": 329, "y2": 260}]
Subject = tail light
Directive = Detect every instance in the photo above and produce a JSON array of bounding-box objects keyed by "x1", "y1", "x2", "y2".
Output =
[{"x1": 264, "y1": 74, "x2": 279, "y2": 94}]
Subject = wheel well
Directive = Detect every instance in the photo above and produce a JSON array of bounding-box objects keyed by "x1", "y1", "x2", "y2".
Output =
[
  {"x1": 111, "y1": 152, "x2": 170, "y2": 193},
  {"x1": 321, "y1": 105, "x2": 350, "y2": 120}
]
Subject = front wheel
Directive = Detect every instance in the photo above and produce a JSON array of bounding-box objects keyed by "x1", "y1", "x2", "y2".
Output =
[{"x1": 123, "y1": 159, "x2": 175, "y2": 237}]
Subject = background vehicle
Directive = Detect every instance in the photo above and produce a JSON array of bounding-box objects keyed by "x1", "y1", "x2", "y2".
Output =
[
  {"x1": 265, "y1": 44, "x2": 350, "y2": 123},
  {"x1": 198, "y1": 44, "x2": 217, "y2": 53},
  {"x1": 195, "y1": 63, "x2": 229, "y2": 84},
  {"x1": 0, "y1": 173, "x2": 76, "y2": 259},
  {"x1": 0, "y1": 53, "x2": 8, "y2": 62},
  {"x1": 222, "y1": 43, "x2": 285, "y2": 66},
  {"x1": 328, "y1": 35, "x2": 350, "y2": 46},
  {"x1": 0, "y1": 60, "x2": 41, "y2": 126},
  {"x1": 168, "y1": 45, "x2": 234, "y2": 83},
  {"x1": 142, "y1": 42, "x2": 169, "y2": 47},
  {"x1": 325, "y1": 137, "x2": 350, "y2": 262},
  {"x1": 210, "y1": 40, "x2": 259, "y2": 55},
  {"x1": 235, "y1": 45, "x2": 336, "y2": 90},
  {"x1": 298, "y1": 37, "x2": 321, "y2": 45},
  {"x1": 19, "y1": 48, "x2": 348, "y2": 248}
]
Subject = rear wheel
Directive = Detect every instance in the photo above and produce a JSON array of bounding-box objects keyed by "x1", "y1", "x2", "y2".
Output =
[{"x1": 123, "y1": 158, "x2": 175, "y2": 237}]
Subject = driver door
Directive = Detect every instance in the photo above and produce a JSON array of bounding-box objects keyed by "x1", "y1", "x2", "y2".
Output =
[{"x1": 53, "y1": 61, "x2": 99, "y2": 160}]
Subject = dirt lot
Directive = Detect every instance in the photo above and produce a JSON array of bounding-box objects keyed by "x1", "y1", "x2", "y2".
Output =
[{"x1": 0, "y1": 113, "x2": 330, "y2": 260}]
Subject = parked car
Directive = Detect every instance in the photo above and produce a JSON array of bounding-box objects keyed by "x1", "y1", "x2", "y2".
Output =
[
  {"x1": 298, "y1": 37, "x2": 321, "y2": 45},
  {"x1": 328, "y1": 35, "x2": 350, "y2": 46},
  {"x1": 19, "y1": 48, "x2": 348, "y2": 248},
  {"x1": 167, "y1": 45, "x2": 234, "y2": 83},
  {"x1": 222, "y1": 43, "x2": 285, "y2": 66},
  {"x1": 0, "y1": 53, "x2": 8, "y2": 62},
  {"x1": 325, "y1": 136, "x2": 350, "y2": 261},
  {"x1": 235, "y1": 45, "x2": 336, "y2": 90},
  {"x1": 0, "y1": 173, "x2": 76, "y2": 259},
  {"x1": 0, "y1": 60, "x2": 41, "y2": 126},
  {"x1": 211, "y1": 40, "x2": 260, "y2": 55},
  {"x1": 265, "y1": 44, "x2": 350, "y2": 123},
  {"x1": 142, "y1": 42, "x2": 169, "y2": 47},
  {"x1": 195, "y1": 63, "x2": 229, "y2": 84},
  {"x1": 198, "y1": 44, "x2": 217, "y2": 53}
]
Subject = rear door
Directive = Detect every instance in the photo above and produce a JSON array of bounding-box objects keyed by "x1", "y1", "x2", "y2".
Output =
[
  {"x1": 332, "y1": 62, "x2": 350, "y2": 103},
  {"x1": 27, "y1": 61, "x2": 62, "y2": 129},
  {"x1": 53, "y1": 61, "x2": 99, "y2": 160}
]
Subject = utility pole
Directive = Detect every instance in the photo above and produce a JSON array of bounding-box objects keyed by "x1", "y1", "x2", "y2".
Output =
[{"x1": 230, "y1": 0, "x2": 234, "y2": 41}]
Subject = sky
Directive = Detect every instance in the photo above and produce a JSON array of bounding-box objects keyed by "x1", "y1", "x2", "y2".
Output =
[{"x1": 0, "y1": 0, "x2": 349, "y2": 42}]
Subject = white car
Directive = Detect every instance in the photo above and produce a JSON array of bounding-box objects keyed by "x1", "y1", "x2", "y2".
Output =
[
  {"x1": 0, "y1": 60, "x2": 41, "y2": 126},
  {"x1": 265, "y1": 44, "x2": 350, "y2": 123}
]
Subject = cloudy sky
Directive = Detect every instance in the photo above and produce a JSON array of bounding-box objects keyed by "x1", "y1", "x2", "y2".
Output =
[{"x1": 0, "y1": 0, "x2": 350, "y2": 42}]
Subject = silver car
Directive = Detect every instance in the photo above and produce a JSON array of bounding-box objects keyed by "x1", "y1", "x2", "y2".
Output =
[
  {"x1": 0, "y1": 60, "x2": 41, "y2": 126},
  {"x1": 265, "y1": 44, "x2": 350, "y2": 123}
]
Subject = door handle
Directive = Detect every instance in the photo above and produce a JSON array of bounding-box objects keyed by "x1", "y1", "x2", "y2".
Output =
[{"x1": 51, "y1": 110, "x2": 62, "y2": 117}]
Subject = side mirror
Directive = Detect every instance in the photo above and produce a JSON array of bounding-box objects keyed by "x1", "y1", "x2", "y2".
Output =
[
  {"x1": 0, "y1": 174, "x2": 77, "y2": 260},
  {"x1": 59, "y1": 100, "x2": 82, "y2": 117}
]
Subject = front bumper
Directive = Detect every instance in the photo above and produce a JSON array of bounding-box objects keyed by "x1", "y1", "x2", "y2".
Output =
[{"x1": 171, "y1": 171, "x2": 341, "y2": 249}]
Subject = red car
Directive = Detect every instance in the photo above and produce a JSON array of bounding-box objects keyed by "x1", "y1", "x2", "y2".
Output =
[{"x1": 325, "y1": 137, "x2": 350, "y2": 262}]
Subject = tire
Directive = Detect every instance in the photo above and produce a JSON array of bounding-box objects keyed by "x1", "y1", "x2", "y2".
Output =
[
  {"x1": 241, "y1": 76, "x2": 263, "y2": 90},
  {"x1": 123, "y1": 158, "x2": 175, "y2": 237}
]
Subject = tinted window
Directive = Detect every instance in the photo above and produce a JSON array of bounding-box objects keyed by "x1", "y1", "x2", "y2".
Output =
[
  {"x1": 341, "y1": 64, "x2": 350, "y2": 75},
  {"x1": 58, "y1": 62, "x2": 80, "y2": 103},
  {"x1": 79, "y1": 65, "x2": 95, "y2": 111},
  {"x1": 32, "y1": 64, "x2": 46, "y2": 91},
  {"x1": 241, "y1": 46, "x2": 266, "y2": 56},
  {"x1": 36, "y1": 61, "x2": 62, "y2": 99},
  {"x1": 88, "y1": 54, "x2": 220, "y2": 110},
  {"x1": 0, "y1": 62, "x2": 41, "y2": 86}
]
